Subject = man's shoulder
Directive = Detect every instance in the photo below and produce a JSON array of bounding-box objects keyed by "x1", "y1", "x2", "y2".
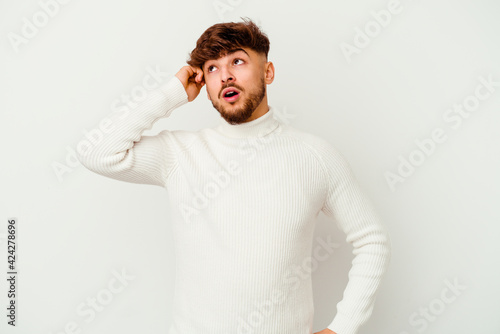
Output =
[
  {"x1": 280, "y1": 125, "x2": 353, "y2": 182},
  {"x1": 280, "y1": 123, "x2": 342, "y2": 158},
  {"x1": 157, "y1": 127, "x2": 208, "y2": 153}
]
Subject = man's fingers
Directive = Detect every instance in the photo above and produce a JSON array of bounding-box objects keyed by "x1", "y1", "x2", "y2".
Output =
[
  {"x1": 196, "y1": 68, "x2": 204, "y2": 83},
  {"x1": 183, "y1": 66, "x2": 204, "y2": 89},
  {"x1": 185, "y1": 65, "x2": 194, "y2": 77}
]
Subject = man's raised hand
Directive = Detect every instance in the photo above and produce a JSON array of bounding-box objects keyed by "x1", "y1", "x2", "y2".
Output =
[{"x1": 175, "y1": 65, "x2": 205, "y2": 102}]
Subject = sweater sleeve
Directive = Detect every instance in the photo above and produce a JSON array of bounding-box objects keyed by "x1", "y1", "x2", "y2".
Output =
[
  {"x1": 317, "y1": 140, "x2": 392, "y2": 334},
  {"x1": 76, "y1": 75, "x2": 189, "y2": 187}
]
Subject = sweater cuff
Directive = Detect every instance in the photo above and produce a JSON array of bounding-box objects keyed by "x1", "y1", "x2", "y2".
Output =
[
  {"x1": 327, "y1": 314, "x2": 361, "y2": 334},
  {"x1": 158, "y1": 75, "x2": 189, "y2": 117}
]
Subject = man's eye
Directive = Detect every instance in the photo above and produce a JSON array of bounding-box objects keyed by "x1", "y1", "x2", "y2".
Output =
[{"x1": 207, "y1": 59, "x2": 242, "y2": 72}]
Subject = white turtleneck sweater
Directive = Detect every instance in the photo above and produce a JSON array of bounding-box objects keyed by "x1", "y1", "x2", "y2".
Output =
[{"x1": 76, "y1": 75, "x2": 391, "y2": 334}]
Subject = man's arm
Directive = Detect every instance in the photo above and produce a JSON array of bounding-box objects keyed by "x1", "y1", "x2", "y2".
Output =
[
  {"x1": 76, "y1": 66, "x2": 204, "y2": 187},
  {"x1": 317, "y1": 140, "x2": 392, "y2": 334}
]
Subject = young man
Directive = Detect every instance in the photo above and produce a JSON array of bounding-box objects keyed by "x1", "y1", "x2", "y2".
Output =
[{"x1": 77, "y1": 18, "x2": 391, "y2": 334}]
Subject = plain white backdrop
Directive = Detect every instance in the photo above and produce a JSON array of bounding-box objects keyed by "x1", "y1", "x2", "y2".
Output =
[{"x1": 1, "y1": 0, "x2": 499, "y2": 333}]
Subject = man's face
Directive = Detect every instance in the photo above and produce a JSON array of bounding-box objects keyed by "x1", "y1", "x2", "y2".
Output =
[{"x1": 202, "y1": 47, "x2": 272, "y2": 125}]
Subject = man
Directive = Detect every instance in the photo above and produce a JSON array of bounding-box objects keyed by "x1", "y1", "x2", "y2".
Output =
[{"x1": 77, "y1": 17, "x2": 391, "y2": 334}]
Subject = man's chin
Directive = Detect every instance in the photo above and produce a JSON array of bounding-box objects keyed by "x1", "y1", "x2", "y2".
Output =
[{"x1": 215, "y1": 106, "x2": 253, "y2": 125}]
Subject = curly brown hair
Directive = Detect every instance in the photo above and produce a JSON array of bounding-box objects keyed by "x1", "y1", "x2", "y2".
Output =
[{"x1": 186, "y1": 17, "x2": 270, "y2": 71}]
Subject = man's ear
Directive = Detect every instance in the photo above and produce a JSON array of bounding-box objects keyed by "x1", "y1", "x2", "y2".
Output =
[{"x1": 264, "y1": 61, "x2": 275, "y2": 85}]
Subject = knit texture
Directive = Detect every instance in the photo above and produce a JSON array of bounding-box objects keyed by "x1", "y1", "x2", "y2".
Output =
[{"x1": 77, "y1": 75, "x2": 391, "y2": 334}]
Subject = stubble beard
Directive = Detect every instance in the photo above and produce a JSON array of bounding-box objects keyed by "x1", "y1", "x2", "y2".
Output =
[{"x1": 210, "y1": 76, "x2": 266, "y2": 125}]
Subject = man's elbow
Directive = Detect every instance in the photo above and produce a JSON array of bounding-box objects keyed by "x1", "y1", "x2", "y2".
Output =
[{"x1": 76, "y1": 146, "x2": 123, "y2": 174}]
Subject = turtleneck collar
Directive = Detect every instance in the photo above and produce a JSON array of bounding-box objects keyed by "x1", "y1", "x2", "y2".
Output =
[{"x1": 214, "y1": 106, "x2": 280, "y2": 139}]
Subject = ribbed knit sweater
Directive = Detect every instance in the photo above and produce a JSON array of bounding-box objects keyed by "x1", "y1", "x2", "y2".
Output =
[{"x1": 76, "y1": 75, "x2": 391, "y2": 334}]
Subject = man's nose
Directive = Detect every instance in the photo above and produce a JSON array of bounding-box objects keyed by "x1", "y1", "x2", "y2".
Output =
[{"x1": 220, "y1": 66, "x2": 234, "y2": 83}]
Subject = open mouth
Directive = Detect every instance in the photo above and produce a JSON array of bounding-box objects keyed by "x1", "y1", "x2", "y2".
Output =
[{"x1": 223, "y1": 88, "x2": 241, "y2": 102}]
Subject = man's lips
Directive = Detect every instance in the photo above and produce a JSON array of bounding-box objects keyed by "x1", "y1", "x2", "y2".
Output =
[{"x1": 222, "y1": 87, "x2": 241, "y2": 102}]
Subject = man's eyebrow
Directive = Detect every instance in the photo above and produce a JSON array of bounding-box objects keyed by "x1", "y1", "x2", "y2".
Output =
[
  {"x1": 226, "y1": 48, "x2": 250, "y2": 57},
  {"x1": 207, "y1": 48, "x2": 249, "y2": 64}
]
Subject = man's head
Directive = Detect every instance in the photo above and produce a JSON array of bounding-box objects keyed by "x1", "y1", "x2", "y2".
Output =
[{"x1": 186, "y1": 17, "x2": 275, "y2": 125}]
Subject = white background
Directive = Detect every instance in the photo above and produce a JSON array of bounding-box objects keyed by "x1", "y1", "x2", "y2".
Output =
[{"x1": 1, "y1": 0, "x2": 499, "y2": 333}]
